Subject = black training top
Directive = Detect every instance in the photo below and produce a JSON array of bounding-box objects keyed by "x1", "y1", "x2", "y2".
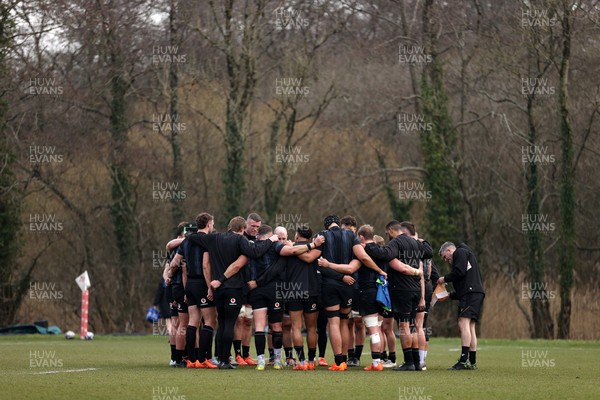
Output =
[
  {"x1": 317, "y1": 226, "x2": 360, "y2": 286},
  {"x1": 188, "y1": 231, "x2": 274, "y2": 289},
  {"x1": 348, "y1": 230, "x2": 360, "y2": 290},
  {"x1": 286, "y1": 240, "x2": 320, "y2": 296},
  {"x1": 419, "y1": 239, "x2": 434, "y2": 282},
  {"x1": 429, "y1": 262, "x2": 440, "y2": 284},
  {"x1": 444, "y1": 243, "x2": 485, "y2": 297},
  {"x1": 421, "y1": 240, "x2": 433, "y2": 260},
  {"x1": 364, "y1": 234, "x2": 423, "y2": 291},
  {"x1": 167, "y1": 247, "x2": 183, "y2": 286},
  {"x1": 177, "y1": 232, "x2": 207, "y2": 279},
  {"x1": 240, "y1": 231, "x2": 256, "y2": 284},
  {"x1": 247, "y1": 240, "x2": 285, "y2": 286},
  {"x1": 361, "y1": 243, "x2": 387, "y2": 290}
]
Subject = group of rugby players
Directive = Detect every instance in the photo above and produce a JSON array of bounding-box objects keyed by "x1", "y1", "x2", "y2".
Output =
[{"x1": 161, "y1": 212, "x2": 484, "y2": 371}]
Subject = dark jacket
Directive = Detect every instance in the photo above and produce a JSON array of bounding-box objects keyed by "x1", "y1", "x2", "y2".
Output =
[{"x1": 445, "y1": 243, "x2": 485, "y2": 298}]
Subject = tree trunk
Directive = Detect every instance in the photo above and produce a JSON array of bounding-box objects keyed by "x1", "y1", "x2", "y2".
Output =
[
  {"x1": 525, "y1": 92, "x2": 554, "y2": 339},
  {"x1": 109, "y1": 72, "x2": 136, "y2": 331},
  {"x1": 421, "y1": 0, "x2": 464, "y2": 246},
  {"x1": 420, "y1": 0, "x2": 465, "y2": 338},
  {"x1": 223, "y1": 102, "x2": 246, "y2": 217},
  {"x1": 264, "y1": 112, "x2": 285, "y2": 223},
  {"x1": 557, "y1": 0, "x2": 574, "y2": 339},
  {"x1": 169, "y1": 0, "x2": 184, "y2": 226}
]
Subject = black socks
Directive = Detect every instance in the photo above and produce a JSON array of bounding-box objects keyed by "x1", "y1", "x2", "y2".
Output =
[
  {"x1": 199, "y1": 326, "x2": 214, "y2": 362},
  {"x1": 403, "y1": 348, "x2": 414, "y2": 364},
  {"x1": 460, "y1": 346, "x2": 469, "y2": 363},
  {"x1": 412, "y1": 348, "x2": 420, "y2": 367},
  {"x1": 233, "y1": 339, "x2": 242, "y2": 356},
  {"x1": 334, "y1": 353, "x2": 343, "y2": 365},
  {"x1": 308, "y1": 348, "x2": 316, "y2": 362},
  {"x1": 354, "y1": 345, "x2": 364, "y2": 360},
  {"x1": 185, "y1": 326, "x2": 197, "y2": 362},
  {"x1": 255, "y1": 331, "x2": 266, "y2": 356},
  {"x1": 294, "y1": 346, "x2": 305, "y2": 362},
  {"x1": 285, "y1": 347, "x2": 293, "y2": 359},
  {"x1": 469, "y1": 351, "x2": 477, "y2": 365}
]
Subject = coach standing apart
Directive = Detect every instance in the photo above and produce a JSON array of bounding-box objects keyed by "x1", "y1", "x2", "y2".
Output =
[{"x1": 437, "y1": 242, "x2": 485, "y2": 370}]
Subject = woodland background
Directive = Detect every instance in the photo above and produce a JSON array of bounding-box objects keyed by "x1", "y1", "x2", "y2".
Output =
[{"x1": 0, "y1": 0, "x2": 599, "y2": 339}]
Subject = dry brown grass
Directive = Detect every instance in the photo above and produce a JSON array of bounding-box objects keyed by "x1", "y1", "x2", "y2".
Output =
[{"x1": 480, "y1": 272, "x2": 599, "y2": 340}]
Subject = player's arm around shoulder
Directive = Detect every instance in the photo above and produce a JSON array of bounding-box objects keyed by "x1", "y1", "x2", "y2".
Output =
[
  {"x1": 388, "y1": 258, "x2": 421, "y2": 277},
  {"x1": 317, "y1": 257, "x2": 361, "y2": 275},
  {"x1": 353, "y1": 244, "x2": 386, "y2": 278},
  {"x1": 280, "y1": 234, "x2": 324, "y2": 256},
  {"x1": 166, "y1": 237, "x2": 184, "y2": 252}
]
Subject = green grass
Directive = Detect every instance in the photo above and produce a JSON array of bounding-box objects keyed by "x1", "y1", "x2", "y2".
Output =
[{"x1": 0, "y1": 335, "x2": 598, "y2": 400}]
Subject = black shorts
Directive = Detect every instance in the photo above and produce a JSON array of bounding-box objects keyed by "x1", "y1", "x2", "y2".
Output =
[
  {"x1": 321, "y1": 282, "x2": 353, "y2": 309},
  {"x1": 458, "y1": 292, "x2": 484, "y2": 322},
  {"x1": 214, "y1": 287, "x2": 243, "y2": 311},
  {"x1": 287, "y1": 296, "x2": 319, "y2": 313},
  {"x1": 249, "y1": 285, "x2": 284, "y2": 314},
  {"x1": 379, "y1": 308, "x2": 393, "y2": 319},
  {"x1": 165, "y1": 286, "x2": 178, "y2": 317},
  {"x1": 424, "y1": 282, "x2": 434, "y2": 311},
  {"x1": 171, "y1": 284, "x2": 188, "y2": 314},
  {"x1": 359, "y1": 288, "x2": 382, "y2": 316},
  {"x1": 185, "y1": 278, "x2": 214, "y2": 308},
  {"x1": 170, "y1": 303, "x2": 179, "y2": 316},
  {"x1": 391, "y1": 290, "x2": 420, "y2": 321}
]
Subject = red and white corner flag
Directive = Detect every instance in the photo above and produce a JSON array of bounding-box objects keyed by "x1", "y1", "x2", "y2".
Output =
[{"x1": 75, "y1": 271, "x2": 91, "y2": 339}]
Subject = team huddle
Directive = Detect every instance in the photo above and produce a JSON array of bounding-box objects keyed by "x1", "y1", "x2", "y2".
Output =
[{"x1": 161, "y1": 213, "x2": 485, "y2": 371}]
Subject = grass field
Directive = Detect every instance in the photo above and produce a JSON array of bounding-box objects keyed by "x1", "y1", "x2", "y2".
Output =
[{"x1": 0, "y1": 335, "x2": 597, "y2": 400}]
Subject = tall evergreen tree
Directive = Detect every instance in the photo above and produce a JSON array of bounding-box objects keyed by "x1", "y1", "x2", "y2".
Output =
[{"x1": 420, "y1": 0, "x2": 464, "y2": 248}]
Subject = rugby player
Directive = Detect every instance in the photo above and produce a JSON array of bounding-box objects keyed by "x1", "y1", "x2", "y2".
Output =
[
  {"x1": 319, "y1": 224, "x2": 386, "y2": 371},
  {"x1": 438, "y1": 242, "x2": 485, "y2": 370},
  {"x1": 399, "y1": 221, "x2": 436, "y2": 370},
  {"x1": 285, "y1": 226, "x2": 321, "y2": 370},
  {"x1": 365, "y1": 220, "x2": 426, "y2": 371},
  {"x1": 340, "y1": 216, "x2": 365, "y2": 367},
  {"x1": 233, "y1": 213, "x2": 263, "y2": 366},
  {"x1": 163, "y1": 222, "x2": 192, "y2": 367},
  {"x1": 246, "y1": 225, "x2": 324, "y2": 370},
  {"x1": 169, "y1": 213, "x2": 218, "y2": 369},
  {"x1": 301, "y1": 215, "x2": 386, "y2": 371},
  {"x1": 315, "y1": 234, "x2": 347, "y2": 368},
  {"x1": 373, "y1": 234, "x2": 397, "y2": 368},
  {"x1": 191, "y1": 216, "x2": 278, "y2": 369},
  {"x1": 399, "y1": 221, "x2": 433, "y2": 371},
  {"x1": 274, "y1": 226, "x2": 297, "y2": 367}
]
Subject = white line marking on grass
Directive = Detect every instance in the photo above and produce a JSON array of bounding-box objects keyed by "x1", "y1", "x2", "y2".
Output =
[{"x1": 31, "y1": 368, "x2": 98, "y2": 375}]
